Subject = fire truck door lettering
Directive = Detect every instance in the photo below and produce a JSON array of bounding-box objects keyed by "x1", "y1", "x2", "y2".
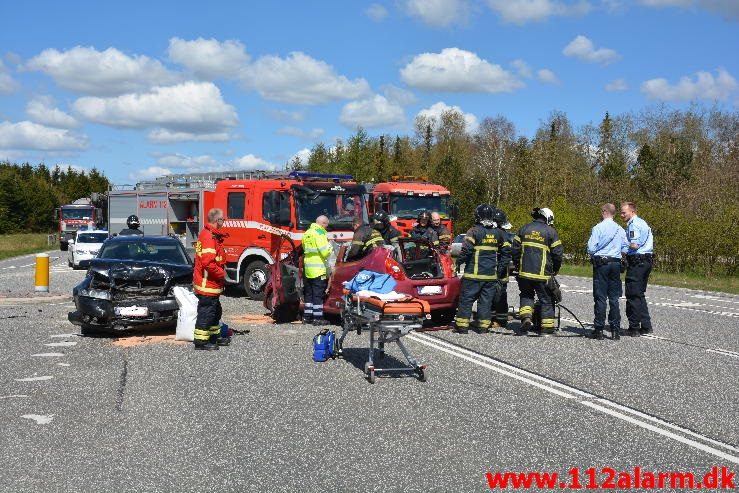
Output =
[{"x1": 139, "y1": 200, "x2": 167, "y2": 209}]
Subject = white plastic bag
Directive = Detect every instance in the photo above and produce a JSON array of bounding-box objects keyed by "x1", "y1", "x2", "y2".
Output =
[{"x1": 173, "y1": 286, "x2": 198, "y2": 341}]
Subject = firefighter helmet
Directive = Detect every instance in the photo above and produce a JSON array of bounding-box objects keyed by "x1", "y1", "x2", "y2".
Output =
[
  {"x1": 126, "y1": 214, "x2": 140, "y2": 229},
  {"x1": 474, "y1": 204, "x2": 495, "y2": 226},
  {"x1": 532, "y1": 207, "x2": 554, "y2": 226},
  {"x1": 373, "y1": 210, "x2": 390, "y2": 226},
  {"x1": 417, "y1": 210, "x2": 431, "y2": 225},
  {"x1": 492, "y1": 209, "x2": 512, "y2": 230}
]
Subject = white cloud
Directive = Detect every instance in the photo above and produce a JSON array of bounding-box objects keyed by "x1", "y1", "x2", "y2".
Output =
[
  {"x1": 155, "y1": 153, "x2": 218, "y2": 168},
  {"x1": 416, "y1": 102, "x2": 479, "y2": 132},
  {"x1": 291, "y1": 148, "x2": 312, "y2": 167},
  {"x1": 381, "y1": 84, "x2": 417, "y2": 105},
  {"x1": 487, "y1": 0, "x2": 591, "y2": 24},
  {"x1": 0, "y1": 60, "x2": 19, "y2": 94},
  {"x1": 147, "y1": 129, "x2": 233, "y2": 144},
  {"x1": 26, "y1": 46, "x2": 180, "y2": 96},
  {"x1": 168, "y1": 37, "x2": 250, "y2": 80},
  {"x1": 5, "y1": 52, "x2": 22, "y2": 65},
  {"x1": 537, "y1": 68, "x2": 559, "y2": 84},
  {"x1": 563, "y1": 35, "x2": 621, "y2": 64},
  {"x1": 266, "y1": 109, "x2": 305, "y2": 123},
  {"x1": 242, "y1": 52, "x2": 370, "y2": 104},
  {"x1": 640, "y1": 0, "x2": 739, "y2": 19},
  {"x1": 606, "y1": 78, "x2": 628, "y2": 91},
  {"x1": 130, "y1": 166, "x2": 173, "y2": 181},
  {"x1": 641, "y1": 68, "x2": 737, "y2": 102},
  {"x1": 73, "y1": 82, "x2": 238, "y2": 137},
  {"x1": 276, "y1": 127, "x2": 325, "y2": 140},
  {"x1": 404, "y1": 0, "x2": 470, "y2": 27},
  {"x1": 26, "y1": 96, "x2": 79, "y2": 129},
  {"x1": 0, "y1": 121, "x2": 88, "y2": 151},
  {"x1": 233, "y1": 153, "x2": 276, "y2": 171},
  {"x1": 340, "y1": 95, "x2": 405, "y2": 129},
  {"x1": 401, "y1": 48, "x2": 523, "y2": 93},
  {"x1": 511, "y1": 59, "x2": 533, "y2": 79},
  {"x1": 365, "y1": 3, "x2": 389, "y2": 20}
]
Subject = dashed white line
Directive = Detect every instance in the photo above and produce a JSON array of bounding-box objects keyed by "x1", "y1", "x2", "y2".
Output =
[
  {"x1": 21, "y1": 414, "x2": 54, "y2": 425},
  {"x1": 31, "y1": 353, "x2": 64, "y2": 357},
  {"x1": 0, "y1": 394, "x2": 29, "y2": 399},
  {"x1": 15, "y1": 376, "x2": 54, "y2": 382},
  {"x1": 49, "y1": 333, "x2": 79, "y2": 338},
  {"x1": 45, "y1": 341, "x2": 77, "y2": 347}
]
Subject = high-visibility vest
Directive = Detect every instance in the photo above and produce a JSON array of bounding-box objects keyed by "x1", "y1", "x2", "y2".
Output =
[{"x1": 302, "y1": 223, "x2": 331, "y2": 278}]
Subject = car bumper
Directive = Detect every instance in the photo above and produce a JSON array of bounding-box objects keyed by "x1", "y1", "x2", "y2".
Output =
[{"x1": 70, "y1": 295, "x2": 179, "y2": 328}]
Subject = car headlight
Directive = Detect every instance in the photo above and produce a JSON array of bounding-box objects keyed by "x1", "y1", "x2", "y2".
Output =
[{"x1": 78, "y1": 288, "x2": 111, "y2": 300}]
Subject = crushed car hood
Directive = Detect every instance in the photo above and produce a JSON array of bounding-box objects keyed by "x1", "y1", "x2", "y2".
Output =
[{"x1": 87, "y1": 259, "x2": 192, "y2": 296}]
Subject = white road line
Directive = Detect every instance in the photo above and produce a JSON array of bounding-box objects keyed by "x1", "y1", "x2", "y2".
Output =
[
  {"x1": 57, "y1": 363, "x2": 71, "y2": 367},
  {"x1": 409, "y1": 332, "x2": 739, "y2": 465},
  {"x1": 45, "y1": 341, "x2": 77, "y2": 347},
  {"x1": 50, "y1": 333, "x2": 79, "y2": 338},
  {"x1": 21, "y1": 414, "x2": 54, "y2": 425},
  {"x1": 31, "y1": 353, "x2": 64, "y2": 357},
  {"x1": 15, "y1": 376, "x2": 53, "y2": 382},
  {"x1": 707, "y1": 348, "x2": 739, "y2": 359},
  {"x1": 0, "y1": 395, "x2": 29, "y2": 399}
]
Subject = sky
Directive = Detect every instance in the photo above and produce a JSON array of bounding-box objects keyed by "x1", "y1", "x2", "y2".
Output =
[{"x1": 0, "y1": 0, "x2": 737, "y2": 185}]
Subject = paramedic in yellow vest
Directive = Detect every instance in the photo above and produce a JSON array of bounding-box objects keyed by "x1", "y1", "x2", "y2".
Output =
[{"x1": 302, "y1": 215, "x2": 332, "y2": 326}]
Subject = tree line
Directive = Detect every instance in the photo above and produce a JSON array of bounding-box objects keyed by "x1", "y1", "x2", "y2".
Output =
[
  {"x1": 300, "y1": 105, "x2": 738, "y2": 276},
  {"x1": 0, "y1": 162, "x2": 110, "y2": 234}
]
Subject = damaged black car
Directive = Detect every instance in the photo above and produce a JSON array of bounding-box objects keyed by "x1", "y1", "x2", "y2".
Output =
[{"x1": 68, "y1": 235, "x2": 193, "y2": 335}]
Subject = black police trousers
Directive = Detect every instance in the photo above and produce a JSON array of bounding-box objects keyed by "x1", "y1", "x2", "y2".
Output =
[
  {"x1": 455, "y1": 278, "x2": 497, "y2": 329},
  {"x1": 625, "y1": 255, "x2": 653, "y2": 331},
  {"x1": 518, "y1": 278, "x2": 556, "y2": 330},
  {"x1": 303, "y1": 276, "x2": 327, "y2": 321},
  {"x1": 195, "y1": 294, "x2": 222, "y2": 343},
  {"x1": 592, "y1": 259, "x2": 622, "y2": 331}
]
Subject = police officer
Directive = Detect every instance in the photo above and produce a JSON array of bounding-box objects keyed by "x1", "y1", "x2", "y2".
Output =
[
  {"x1": 409, "y1": 211, "x2": 439, "y2": 246},
  {"x1": 346, "y1": 217, "x2": 385, "y2": 262},
  {"x1": 587, "y1": 203, "x2": 627, "y2": 340},
  {"x1": 620, "y1": 202, "x2": 654, "y2": 337},
  {"x1": 372, "y1": 210, "x2": 401, "y2": 247},
  {"x1": 119, "y1": 214, "x2": 144, "y2": 236},
  {"x1": 193, "y1": 208, "x2": 228, "y2": 350},
  {"x1": 453, "y1": 204, "x2": 511, "y2": 334},
  {"x1": 511, "y1": 207, "x2": 563, "y2": 335},
  {"x1": 430, "y1": 211, "x2": 452, "y2": 251},
  {"x1": 491, "y1": 208, "x2": 514, "y2": 329},
  {"x1": 302, "y1": 215, "x2": 332, "y2": 325}
]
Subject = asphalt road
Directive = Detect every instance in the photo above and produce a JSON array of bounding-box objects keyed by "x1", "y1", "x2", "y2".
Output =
[{"x1": 0, "y1": 250, "x2": 737, "y2": 492}]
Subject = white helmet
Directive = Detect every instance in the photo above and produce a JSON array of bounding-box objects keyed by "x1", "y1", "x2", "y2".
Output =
[{"x1": 533, "y1": 207, "x2": 554, "y2": 226}]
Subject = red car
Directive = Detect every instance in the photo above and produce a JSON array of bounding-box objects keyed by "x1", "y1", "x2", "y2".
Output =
[{"x1": 265, "y1": 237, "x2": 460, "y2": 323}]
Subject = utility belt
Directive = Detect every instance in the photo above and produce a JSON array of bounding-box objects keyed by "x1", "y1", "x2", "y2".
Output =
[
  {"x1": 591, "y1": 256, "x2": 621, "y2": 267},
  {"x1": 626, "y1": 253, "x2": 653, "y2": 265}
]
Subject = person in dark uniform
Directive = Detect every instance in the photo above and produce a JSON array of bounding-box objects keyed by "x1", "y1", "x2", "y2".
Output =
[
  {"x1": 511, "y1": 207, "x2": 563, "y2": 335},
  {"x1": 430, "y1": 211, "x2": 452, "y2": 251},
  {"x1": 452, "y1": 204, "x2": 511, "y2": 334},
  {"x1": 409, "y1": 210, "x2": 439, "y2": 246},
  {"x1": 491, "y1": 208, "x2": 514, "y2": 329},
  {"x1": 587, "y1": 203, "x2": 627, "y2": 340},
  {"x1": 119, "y1": 214, "x2": 144, "y2": 236},
  {"x1": 346, "y1": 217, "x2": 385, "y2": 262},
  {"x1": 372, "y1": 210, "x2": 401, "y2": 247},
  {"x1": 620, "y1": 202, "x2": 654, "y2": 337}
]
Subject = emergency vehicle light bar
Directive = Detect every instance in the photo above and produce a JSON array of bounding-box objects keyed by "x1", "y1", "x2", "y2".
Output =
[{"x1": 288, "y1": 171, "x2": 353, "y2": 182}]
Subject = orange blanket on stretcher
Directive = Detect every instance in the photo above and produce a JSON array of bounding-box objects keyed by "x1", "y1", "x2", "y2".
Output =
[{"x1": 343, "y1": 289, "x2": 430, "y2": 315}]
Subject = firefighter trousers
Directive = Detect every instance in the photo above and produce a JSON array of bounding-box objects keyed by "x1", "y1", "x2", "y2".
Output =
[
  {"x1": 194, "y1": 294, "x2": 222, "y2": 343},
  {"x1": 492, "y1": 281, "x2": 509, "y2": 326},
  {"x1": 518, "y1": 278, "x2": 556, "y2": 330},
  {"x1": 455, "y1": 278, "x2": 498, "y2": 329},
  {"x1": 303, "y1": 276, "x2": 327, "y2": 321}
]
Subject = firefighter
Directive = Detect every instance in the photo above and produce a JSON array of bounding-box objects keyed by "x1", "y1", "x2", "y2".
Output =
[
  {"x1": 193, "y1": 208, "x2": 229, "y2": 350},
  {"x1": 511, "y1": 207, "x2": 563, "y2": 335},
  {"x1": 452, "y1": 204, "x2": 511, "y2": 334},
  {"x1": 346, "y1": 217, "x2": 385, "y2": 262},
  {"x1": 409, "y1": 210, "x2": 439, "y2": 246},
  {"x1": 430, "y1": 211, "x2": 452, "y2": 251},
  {"x1": 119, "y1": 215, "x2": 144, "y2": 236},
  {"x1": 302, "y1": 215, "x2": 332, "y2": 325},
  {"x1": 491, "y1": 208, "x2": 514, "y2": 329},
  {"x1": 372, "y1": 210, "x2": 401, "y2": 247}
]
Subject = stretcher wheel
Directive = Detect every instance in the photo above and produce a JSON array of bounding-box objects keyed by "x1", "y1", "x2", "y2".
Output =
[
  {"x1": 367, "y1": 368, "x2": 376, "y2": 384},
  {"x1": 416, "y1": 366, "x2": 427, "y2": 382},
  {"x1": 331, "y1": 337, "x2": 338, "y2": 359}
]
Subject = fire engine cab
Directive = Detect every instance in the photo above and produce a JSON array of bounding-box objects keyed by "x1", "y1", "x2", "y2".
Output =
[
  {"x1": 368, "y1": 177, "x2": 455, "y2": 236},
  {"x1": 214, "y1": 172, "x2": 367, "y2": 299}
]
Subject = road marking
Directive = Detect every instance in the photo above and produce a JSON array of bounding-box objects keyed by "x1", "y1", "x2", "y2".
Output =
[
  {"x1": 57, "y1": 363, "x2": 71, "y2": 367},
  {"x1": 409, "y1": 332, "x2": 739, "y2": 465},
  {"x1": 45, "y1": 341, "x2": 77, "y2": 347},
  {"x1": 15, "y1": 376, "x2": 53, "y2": 382},
  {"x1": 707, "y1": 348, "x2": 739, "y2": 359},
  {"x1": 0, "y1": 395, "x2": 29, "y2": 399},
  {"x1": 21, "y1": 414, "x2": 54, "y2": 425},
  {"x1": 50, "y1": 333, "x2": 79, "y2": 338},
  {"x1": 31, "y1": 353, "x2": 64, "y2": 357}
]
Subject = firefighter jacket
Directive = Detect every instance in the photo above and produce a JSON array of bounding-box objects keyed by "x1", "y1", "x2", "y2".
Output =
[
  {"x1": 119, "y1": 228, "x2": 143, "y2": 236},
  {"x1": 457, "y1": 225, "x2": 511, "y2": 281},
  {"x1": 193, "y1": 223, "x2": 226, "y2": 296},
  {"x1": 346, "y1": 225, "x2": 385, "y2": 261},
  {"x1": 302, "y1": 222, "x2": 331, "y2": 279},
  {"x1": 511, "y1": 218, "x2": 563, "y2": 281},
  {"x1": 379, "y1": 224, "x2": 401, "y2": 245},
  {"x1": 410, "y1": 225, "x2": 439, "y2": 246},
  {"x1": 431, "y1": 224, "x2": 452, "y2": 249},
  {"x1": 497, "y1": 228, "x2": 515, "y2": 281}
]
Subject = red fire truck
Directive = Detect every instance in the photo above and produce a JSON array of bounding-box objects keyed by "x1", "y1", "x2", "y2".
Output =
[
  {"x1": 55, "y1": 198, "x2": 103, "y2": 251},
  {"x1": 215, "y1": 171, "x2": 366, "y2": 299},
  {"x1": 368, "y1": 177, "x2": 455, "y2": 236}
]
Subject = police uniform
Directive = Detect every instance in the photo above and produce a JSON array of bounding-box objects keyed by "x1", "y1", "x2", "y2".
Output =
[
  {"x1": 511, "y1": 218, "x2": 563, "y2": 333},
  {"x1": 410, "y1": 225, "x2": 439, "y2": 246},
  {"x1": 302, "y1": 222, "x2": 332, "y2": 324},
  {"x1": 346, "y1": 224, "x2": 385, "y2": 262},
  {"x1": 454, "y1": 225, "x2": 511, "y2": 332},
  {"x1": 587, "y1": 217, "x2": 626, "y2": 338},
  {"x1": 622, "y1": 215, "x2": 654, "y2": 336},
  {"x1": 193, "y1": 223, "x2": 227, "y2": 349}
]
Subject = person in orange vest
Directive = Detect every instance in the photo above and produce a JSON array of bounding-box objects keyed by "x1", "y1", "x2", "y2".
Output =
[{"x1": 193, "y1": 208, "x2": 229, "y2": 350}]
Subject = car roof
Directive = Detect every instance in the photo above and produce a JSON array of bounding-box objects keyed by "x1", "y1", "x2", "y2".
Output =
[
  {"x1": 107, "y1": 235, "x2": 180, "y2": 243},
  {"x1": 77, "y1": 230, "x2": 108, "y2": 235}
]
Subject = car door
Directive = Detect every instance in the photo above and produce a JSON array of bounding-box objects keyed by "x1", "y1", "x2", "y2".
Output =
[{"x1": 324, "y1": 244, "x2": 386, "y2": 313}]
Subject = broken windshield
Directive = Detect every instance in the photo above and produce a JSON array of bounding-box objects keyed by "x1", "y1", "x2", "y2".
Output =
[{"x1": 390, "y1": 194, "x2": 449, "y2": 220}]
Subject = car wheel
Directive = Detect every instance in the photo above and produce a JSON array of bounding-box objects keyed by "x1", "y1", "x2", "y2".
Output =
[
  {"x1": 80, "y1": 324, "x2": 97, "y2": 337},
  {"x1": 243, "y1": 260, "x2": 270, "y2": 301},
  {"x1": 68, "y1": 257, "x2": 73, "y2": 268}
]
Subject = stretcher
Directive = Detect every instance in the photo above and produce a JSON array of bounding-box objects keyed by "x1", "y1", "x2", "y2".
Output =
[{"x1": 339, "y1": 289, "x2": 431, "y2": 383}]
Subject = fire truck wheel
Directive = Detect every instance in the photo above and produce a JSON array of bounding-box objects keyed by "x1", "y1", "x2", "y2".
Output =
[{"x1": 244, "y1": 260, "x2": 270, "y2": 301}]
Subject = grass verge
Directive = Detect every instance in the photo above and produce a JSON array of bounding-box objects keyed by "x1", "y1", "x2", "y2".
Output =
[
  {"x1": 0, "y1": 233, "x2": 55, "y2": 261},
  {"x1": 559, "y1": 263, "x2": 739, "y2": 295}
]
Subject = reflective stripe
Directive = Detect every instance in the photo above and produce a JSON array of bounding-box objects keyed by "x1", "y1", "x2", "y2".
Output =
[
  {"x1": 194, "y1": 328, "x2": 211, "y2": 341},
  {"x1": 463, "y1": 273, "x2": 497, "y2": 280},
  {"x1": 473, "y1": 249, "x2": 479, "y2": 275},
  {"x1": 209, "y1": 326, "x2": 221, "y2": 336},
  {"x1": 517, "y1": 272, "x2": 550, "y2": 281},
  {"x1": 215, "y1": 256, "x2": 222, "y2": 262},
  {"x1": 519, "y1": 306, "x2": 534, "y2": 316},
  {"x1": 464, "y1": 236, "x2": 475, "y2": 244},
  {"x1": 194, "y1": 285, "x2": 223, "y2": 294},
  {"x1": 304, "y1": 247, "x2": 320, "y2": 253},
  {"x1": 366, "y1": 237, "x2": 383, "y2": 245},
  {"x1": 474, "y1": 245, "x2": 498, "y2": 251},
  {"x1": 521, "y1": 241, "x2": 549, "y2": 251},
  {"x1": 502, "y1": 241, "x2": 511, "y2": 247},
  {"x1": 199, "y1": 248, "x2": 217, "y2": 254},
  {"x1": 304, "y1": 262, "x2": 326, "y2": 268},
  {"x1": 550, "y1": 240, "x2": 562, "y2": 248},
  {"x1": 201, "y1": 270, "x2": 208, "y2": 288},
  {"x1": 455, "y1": 317, "x2": 470, "y2": 327},
  {"x1": 478, "y1": 319, "x2": 491, "y2": 328},
  {"x1": 541, "y1": 318, "x2": 556, "y2": 328},
  {"x1": 352, "y1": 240, "x2": 364, "y2": 245}
]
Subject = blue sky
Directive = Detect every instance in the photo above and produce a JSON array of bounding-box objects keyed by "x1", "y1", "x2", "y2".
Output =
[{"x1": 0, "y1": 0, "x2": 736, "y2": 184}]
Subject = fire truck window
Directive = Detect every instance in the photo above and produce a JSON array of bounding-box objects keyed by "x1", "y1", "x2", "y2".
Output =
[{"x1": 228, "y1": 192, "x2": 245, "y2": 219}]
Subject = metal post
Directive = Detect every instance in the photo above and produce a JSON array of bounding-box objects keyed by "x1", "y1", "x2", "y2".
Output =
[{"x1": 34, "y1": 253, "x2": 49, "y2": 293}]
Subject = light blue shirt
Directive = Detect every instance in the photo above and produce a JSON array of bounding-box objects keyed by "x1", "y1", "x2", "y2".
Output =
[
  {"x1": 622, "y1": 215, "x2": 653, "y2": 255},
  {"x1": 587, "y1": 218, "x2": 626, "y2": 258}
]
